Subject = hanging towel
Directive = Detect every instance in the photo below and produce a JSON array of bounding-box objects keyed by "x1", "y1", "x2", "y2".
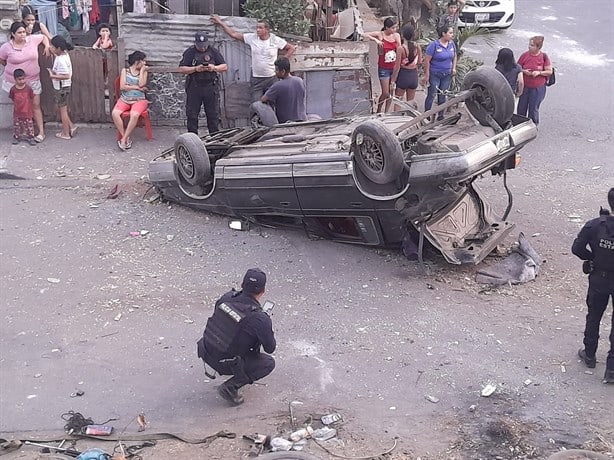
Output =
[{"x1": 30, "y1": 0, "x2": 58, "y2": 36}]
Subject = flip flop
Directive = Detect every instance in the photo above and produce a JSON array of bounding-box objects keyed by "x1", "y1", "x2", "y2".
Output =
[
  {"x1": 126, "y1": 138, "x2": 133, "y2": 149},
  {"x1": 70, "y1": 126, "x2": 78, "y2": 137},
  {"x1": 34, "y1": 134, "x2": 45, "y2": 143},
  {"x1": 117, "y1": 140, "x2": 127, "y2": 151},
  {"x1": 55, "y1": 132, "x2": 71, "y2": 140}
]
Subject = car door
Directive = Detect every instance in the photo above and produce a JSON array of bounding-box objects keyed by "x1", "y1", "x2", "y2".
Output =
[{"x1": 293, "y1": 158, "x2": 383, "y2": 245}]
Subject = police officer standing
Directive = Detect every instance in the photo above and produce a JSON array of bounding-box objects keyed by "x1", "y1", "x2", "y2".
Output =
[
  {"x1": 179, "y1": 31, "x2": 228, "y2": 135},
  {"x1": 573, "y1": 188, "x2": 614, "y2": 384},
  {"x1": 197, "y1": 269, "x2": 276, "y2": 405}
]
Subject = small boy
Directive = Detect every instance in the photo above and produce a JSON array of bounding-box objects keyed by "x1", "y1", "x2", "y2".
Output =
[
  {"x1": 8, "y1": 69, "x2": 36, "y2": 145},
  {"x1": 92, "y1": 23, "x2": 113, "y2": 50}
]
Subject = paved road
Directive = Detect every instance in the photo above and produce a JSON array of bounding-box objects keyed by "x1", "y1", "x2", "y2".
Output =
[{"x1": 1, "y1": 2, "x2": 613, "y2": 458}]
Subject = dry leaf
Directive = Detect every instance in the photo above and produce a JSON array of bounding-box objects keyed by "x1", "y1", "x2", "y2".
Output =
[{"x1": 137, "y1": 413, "x2": 147, "y2": 432}]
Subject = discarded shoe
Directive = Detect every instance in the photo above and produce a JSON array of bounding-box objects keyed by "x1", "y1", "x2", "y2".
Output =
[
  {"x1": 217, "y1": 383, "x2": 244, "y2": 406},
  {"x1": 604, "y1": 369, "x2": 614, "y2": 384},
  {"x1": 578, "y1": 349, "x2": 596, "y2": 369}
]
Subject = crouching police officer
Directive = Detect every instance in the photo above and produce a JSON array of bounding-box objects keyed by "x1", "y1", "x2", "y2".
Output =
[
  {"x1": 197, "y1": 269, "x2": 276, "y2": 405},
  {"x1": 179, "y1": 31, "x2": 227, "y2": 135},
  {"x1": 573, "y1": 188, "x2": 614, "y2": 384}
]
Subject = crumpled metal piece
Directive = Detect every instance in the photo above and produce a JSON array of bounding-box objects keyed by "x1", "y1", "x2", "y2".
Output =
[{"x1": 476, "y1": 233, "x2": 541, "y2": 286}]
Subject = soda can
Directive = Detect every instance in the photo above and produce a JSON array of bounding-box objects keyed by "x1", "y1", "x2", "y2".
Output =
[
  {"x1": 321, "y1": 413, "x2": 342, "y2": 425},
  {"x1": 84, "y1": 425, "x2": 114, "y2": 436}
]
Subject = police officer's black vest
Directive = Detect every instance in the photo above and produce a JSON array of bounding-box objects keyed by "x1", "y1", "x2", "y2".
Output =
[
  {"x1": 593, "y1": 216, "x2": 614, "y2": 272},
  {"x1": 203, "y1": 293, "x2": 260, "y2": 356},
  {"x1": 188, "y1": 48, "x2": 217, "y2": 86}
]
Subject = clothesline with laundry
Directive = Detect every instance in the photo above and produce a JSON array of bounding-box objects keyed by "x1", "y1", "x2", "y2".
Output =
[{"x1": 25, "y1": 0, "x2": 147, "y2": 35}]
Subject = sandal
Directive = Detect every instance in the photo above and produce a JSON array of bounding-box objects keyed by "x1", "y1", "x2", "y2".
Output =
[
  {"x1": 117, "y1": 140, "x2": 127, "y2": 151},
  {"x1": 12, "y1": 137, "x2": 19, "y2": 145},
  {"x1": 70, "y1": 126, "x2": 78, "y2": 137},
  {"x1": 55, "y1": 132, "x2": 71, "y2": 140},
  {"x1": 34, "y1": 134, "x2": 45, "y2": 143},
  {"x1": 126, "y1": 138, "x2": 133, "y2": 149}
]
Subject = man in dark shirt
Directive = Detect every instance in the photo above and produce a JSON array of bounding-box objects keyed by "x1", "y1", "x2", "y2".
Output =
[
  {"x1": 197, "y1": 269, "x2": 276, "y2": 405},
  {"x1": 573, "y1": 188, "x2": 614, "y2": 384},
  {"x1": 179, "y1": 31, "x2": 228, "y2": 135},
  {"x1": 261, "y1": 57, "x2": 306, "y2": 124}
]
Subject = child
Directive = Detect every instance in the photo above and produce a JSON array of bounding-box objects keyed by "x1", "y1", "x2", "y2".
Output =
[
  {"x1": 92, "y1": 24, "x2": 113, "y2": 83},
  {"x1": 92, "y1": 23, "x2": 113, "y2": 50},
  {"x1": 8, "y1": 68, "x2": 36, "y2": 145},
  {"x1": 48, "y1": 35, "x2": 76, "y2": 140}
]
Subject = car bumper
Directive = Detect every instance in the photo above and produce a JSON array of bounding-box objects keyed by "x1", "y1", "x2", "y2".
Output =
[{"x1": 458, "y1": 10, "x2": 515, "y2": 28}]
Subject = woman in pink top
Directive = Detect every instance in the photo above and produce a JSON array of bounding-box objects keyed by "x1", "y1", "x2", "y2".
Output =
[
  {"x1": 516, "y1": 35, "x2": 552, "y2": 126},
  {"x1": 0, "y1": 21, "x2": 49, "y2": 142},
  {"x1": 364, "y1": 17, "x2": 401, "y2": 113}
]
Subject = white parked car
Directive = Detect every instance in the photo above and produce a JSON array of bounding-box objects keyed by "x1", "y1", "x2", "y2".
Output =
[{"x1": 458, "y1": 0, "x2": 515, "y2": 28}]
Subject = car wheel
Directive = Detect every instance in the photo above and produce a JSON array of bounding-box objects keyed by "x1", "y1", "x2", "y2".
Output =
[
  {"x1": 256, "y1": 452, "x2": 324, "y2": 460},
  {"x1": 351, "y1": 120, "x2": 404, "y2": 185},
  {"x1": 462, "y1": 66, "x2": 514, "y2": 127},
  {"x1": 250, "y1": 101, "x2": 278, "y2": 128},
  {"x1": 174, "y1": 133, "x2": 211, "y2": 186}
]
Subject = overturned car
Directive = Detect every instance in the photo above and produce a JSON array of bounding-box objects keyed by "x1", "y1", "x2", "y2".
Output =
[{"x1": 149, "y1": 67, "x2": 538, "y2": 264}]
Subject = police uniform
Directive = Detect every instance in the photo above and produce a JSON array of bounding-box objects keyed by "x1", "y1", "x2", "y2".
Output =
[
  {"x1": 179, "y1": 32, "x2": 226, "y2": 135},
  {"x1": 572, "y1": 209, "x2": 614, "y2": 383},
  {"x1": 197, "y1": 269, "x2": 275, "y2": 404}
]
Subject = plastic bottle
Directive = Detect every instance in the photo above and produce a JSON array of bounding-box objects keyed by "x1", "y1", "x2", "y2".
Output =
[
  {"x1": 314, "y1": 427, "x2": 337, "y2": 441},
  {"x1": 289, "y1": 426, "x2": 314, "y2": 442},
  {"x1": 270, "y1": 437, "x2": 293, "y2": 451}
]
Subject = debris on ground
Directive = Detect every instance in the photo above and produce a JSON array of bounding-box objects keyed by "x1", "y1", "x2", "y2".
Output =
[{"x1": 476, "y1": 233, "x2": 541, "y2": 286}]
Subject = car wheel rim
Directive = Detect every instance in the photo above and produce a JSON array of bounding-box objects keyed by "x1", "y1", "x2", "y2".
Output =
[
  {"x1": 251, "y1": 114, "x2": 262, "y2": 128},
  {"x1": 358, "y1": 136, "x2": 384, "y2": 173},
  {"x1": 177, "y1": 145, "x2": 194, "y2": 179},
  {"x1": 477, "y1": 86, "x2": 495, "y2": 111}
]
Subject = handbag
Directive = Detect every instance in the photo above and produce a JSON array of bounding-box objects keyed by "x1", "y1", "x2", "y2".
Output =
[
  {"x1": 543, "y1": 53, "x2": 555, "y2": 86},
  {"x1": 546, "y1": 67, "x2": 556, "y2": 86}
]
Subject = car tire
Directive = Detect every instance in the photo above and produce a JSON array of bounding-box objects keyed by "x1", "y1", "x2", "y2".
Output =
[
  {"x1": 351, "y1": 120, "x2": 404, "y2": 185},
  {"x1": 250, "y1": 101, "x2": 278, "y2": 127},
  {"x1": 256, "y1": 453, "x2": 324, "y2": 460},
  {"x1": 462, "y1": 66, "x2": 514, "y2": 127},
  {"x1": 174, "y1": 133, "x2": 211, "y2": 186}
]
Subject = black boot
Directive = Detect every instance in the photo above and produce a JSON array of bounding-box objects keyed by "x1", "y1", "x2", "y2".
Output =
[
  {"x1": 604, "y1": 369, "x2": 614, "y2": 384},
  {"x1": 578, "y1": 349, "x2": 596, "y2": 368},
  {"x1": 217, "y1": 377, "x2": 245, "y2": 406}
]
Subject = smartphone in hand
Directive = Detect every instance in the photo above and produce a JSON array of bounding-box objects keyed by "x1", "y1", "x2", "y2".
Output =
[{"x1": 262, "y1": 301, "x2": 275, "y2": 315}]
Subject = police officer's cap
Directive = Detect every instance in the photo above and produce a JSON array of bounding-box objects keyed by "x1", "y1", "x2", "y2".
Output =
[
  {"x1": 242, "y1": 268, "x2": 266, "y2": 294},
  {"x1": 194, "y1": 31, "x2": 209, "y2": 48}
]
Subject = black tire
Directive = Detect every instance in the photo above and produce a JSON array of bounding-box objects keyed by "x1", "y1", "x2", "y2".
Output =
[
  {"x1": 256, "y1": 452, "x2": 324, "y2": 460},
  {"x1": 351, "y1": 120, "x2": 404, "y2": 185},
  {"x1": 250, "y1": 101, "x2": 278, "y2": 127},
  {"x1": 462, "y1": 66, "x2": 514, "y2": 127},
  {"x1": 174, "y1": 133, "x2": 211, "y2": 186}
]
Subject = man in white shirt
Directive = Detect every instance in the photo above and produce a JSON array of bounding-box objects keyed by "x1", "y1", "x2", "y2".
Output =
[{"x1": 211, "y1": 15, "x2": 295, "y2": 101}]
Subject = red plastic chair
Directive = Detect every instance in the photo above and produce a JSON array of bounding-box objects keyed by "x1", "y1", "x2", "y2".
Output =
[{"x1": 114, "y1": 76, "x2": 153, "y2": 141}]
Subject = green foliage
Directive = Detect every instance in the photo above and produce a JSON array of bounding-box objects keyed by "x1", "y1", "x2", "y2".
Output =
[{"x1": 244, "y1": 0, "x2": 311, "y2": 37}]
